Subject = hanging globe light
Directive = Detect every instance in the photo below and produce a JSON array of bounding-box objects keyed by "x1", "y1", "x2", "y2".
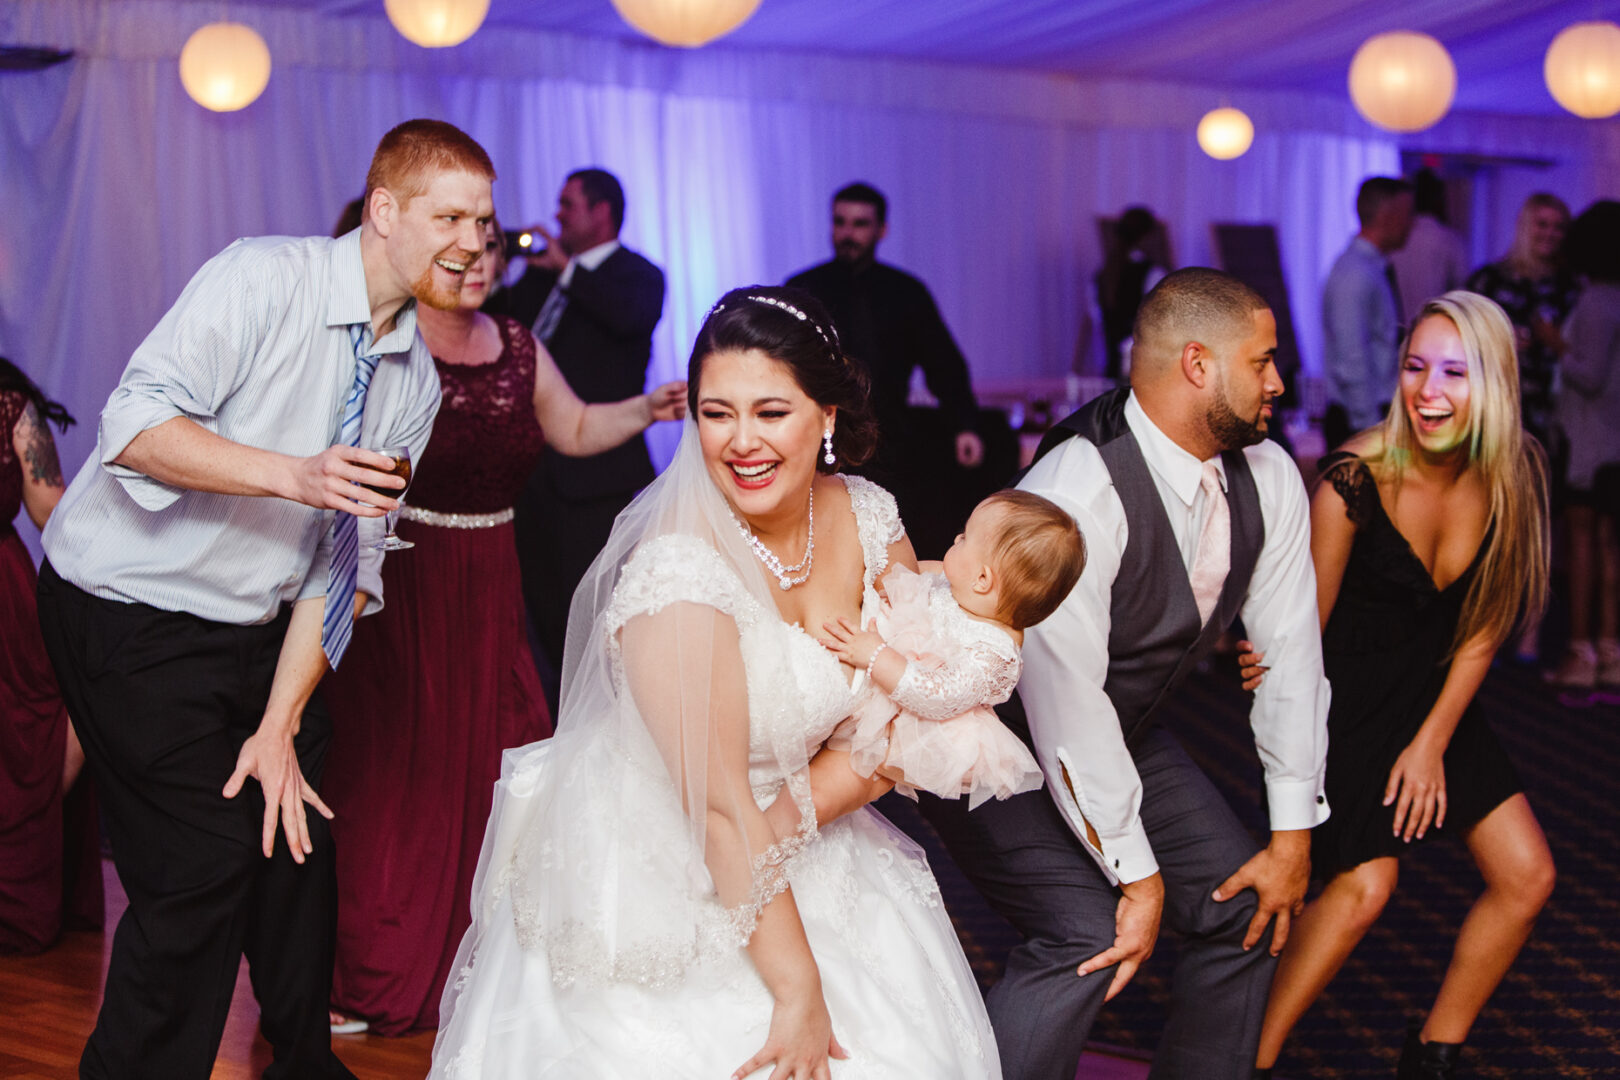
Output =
[
  {"x1": 1348, "y1": 31, "x2": 1456, "y2": 133},
  {"x1": 385, "y1": 0, "x2": 491, "y2": 48},
  {"x1": 610, "y1": 0, "x2": 763, "y2": 48},
  {"x1": 178, "y1": 22, "x2": 272, "y2": 112},
  {"x1": 1196, "y1": 107, "x2": 1254, "y2": 160},
  {"x1": 1544, "y1": 21, "x2": 1620, "y2": 119}
]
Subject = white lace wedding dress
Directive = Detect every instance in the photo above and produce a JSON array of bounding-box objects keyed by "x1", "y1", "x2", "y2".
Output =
[{"x1": 430, "y1": 476, "x2": 1000, "y2": 1079}]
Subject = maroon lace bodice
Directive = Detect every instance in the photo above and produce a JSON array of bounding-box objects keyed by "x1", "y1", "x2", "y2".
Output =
[
  {"x1": 1, "y1": 391, "x2": 24, "y2": 530},
  {"x1": 409, "y1": 316, "x2": 546, "y2": 514}
]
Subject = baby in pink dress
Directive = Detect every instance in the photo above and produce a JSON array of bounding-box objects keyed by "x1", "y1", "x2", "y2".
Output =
[{"x1": 820, "y1": 489, "x2": 1086, "y2": 809}]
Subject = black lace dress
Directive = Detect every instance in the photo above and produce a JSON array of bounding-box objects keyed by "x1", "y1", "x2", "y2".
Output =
[{"x1": 1312, "y1": 452, "x2": 1522, "y2": 878}]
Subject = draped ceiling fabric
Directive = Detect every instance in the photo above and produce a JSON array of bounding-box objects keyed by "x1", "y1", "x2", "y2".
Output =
[{"x1": 4, "y1": 0, "x2": 1618, "y2": 519}]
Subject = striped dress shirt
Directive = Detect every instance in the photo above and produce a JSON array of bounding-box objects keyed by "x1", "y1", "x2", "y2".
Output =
[{"x1": 43, "y1": 229, "x2": 440, "y2": 625}]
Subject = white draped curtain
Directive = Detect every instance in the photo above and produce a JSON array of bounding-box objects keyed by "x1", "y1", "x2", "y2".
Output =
[{"x1": 4, "y1": 0, "x2": 1616, "y2": 506}]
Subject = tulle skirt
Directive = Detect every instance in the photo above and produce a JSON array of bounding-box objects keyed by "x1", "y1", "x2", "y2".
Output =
[
  {"x1": 430, "y1": 731, "x2": 1000, "y2": 1079},
  {"x1": 835, "y1": 695, "x2": 1042, "y2": 810}
]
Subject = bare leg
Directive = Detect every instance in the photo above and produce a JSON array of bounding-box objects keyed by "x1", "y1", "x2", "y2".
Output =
[
  {"x1": 63, "y1": 719, "x2": 86, "y2": 791},
  {"x1": 1422, "y1": 794, "x2": 1554, "y2": 1044},
  {"x1": 1254, "y1": 857, "x2": 1399, "y2": 1069}
]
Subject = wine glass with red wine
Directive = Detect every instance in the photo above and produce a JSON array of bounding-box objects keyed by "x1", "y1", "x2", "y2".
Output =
[{"x1": 363, "y1": 445, "x2": 414, "y2": 551}]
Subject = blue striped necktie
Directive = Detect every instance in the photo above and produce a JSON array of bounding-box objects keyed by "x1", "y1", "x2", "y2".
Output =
[
  {"x1": 533, "y1": 281, "x2": 568, "y2": 343},
  {"x1": 322, "y1": 324, "x2": 382, "y2": 669}
]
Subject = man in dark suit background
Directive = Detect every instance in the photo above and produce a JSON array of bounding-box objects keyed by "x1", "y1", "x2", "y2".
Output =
[
  {"x1": 490, "y1": 168, "x2": 665, "y2": 691},
  {"x1": 787, "y1": 182, "x2": 984, "y2": 558}
]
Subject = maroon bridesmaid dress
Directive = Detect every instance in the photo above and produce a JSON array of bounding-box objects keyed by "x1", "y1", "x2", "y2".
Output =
[
  {"x1": 0, "y1": 390, "x2": 102, "y2": 953},
  {"x1": 324, "y1": 316, "x2": 553, "y2": 1033}
]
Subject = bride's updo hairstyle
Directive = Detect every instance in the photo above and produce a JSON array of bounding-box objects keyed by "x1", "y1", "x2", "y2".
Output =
[{"x1": 687, "y1": 285, "x2": 879, "y2": 473}]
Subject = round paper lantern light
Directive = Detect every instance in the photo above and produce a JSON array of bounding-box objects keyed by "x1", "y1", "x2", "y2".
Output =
[
  {"x1": 385, "y1": 0, "x2": 491, "y2": 48},
  {"x1": 610, "y1": 0, "x2": 763, "y2": 48},
  {"x1": 1196, "y1": 107, "x2": 1254, "y2": 160},
  {"x1": 1348, "y1": 31, "x2": 1456, "y2": 133},
  {"x1": 1545, "y1": 21, "x2": 1620, "y2": 119},
  {"x1": 178, "y1": 22, "x2": 272, "y2": 113}
]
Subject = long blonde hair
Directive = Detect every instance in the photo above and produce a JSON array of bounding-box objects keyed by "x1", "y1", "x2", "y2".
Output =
[
  {"x1": 1371, "y1": 291, "x2": 1549, "y2": 654},
  {"x1": 1505, "y1": 192, "x2": 1569, "y2": 278}
]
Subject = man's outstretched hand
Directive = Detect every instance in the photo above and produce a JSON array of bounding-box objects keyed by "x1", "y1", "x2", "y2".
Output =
[{"x1": 223, "y1": 724, "x2": 334, "y2": 862}]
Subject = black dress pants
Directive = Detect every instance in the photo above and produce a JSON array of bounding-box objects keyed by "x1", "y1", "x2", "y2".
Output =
[
  {"x1": 918, "y1": 726, "x2": 1276, "y2": 1080},
  {"x1": 36, "y1": 563, "x2": 353, "y2": 1080}
]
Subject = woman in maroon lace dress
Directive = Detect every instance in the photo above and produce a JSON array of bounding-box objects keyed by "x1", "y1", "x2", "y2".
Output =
[
  {"x1": 322, "y1": 231, "x2": 684, "y2": 1035},
  {"x1": 0, "y1": 357, "x2": 102, "y2": 953}
]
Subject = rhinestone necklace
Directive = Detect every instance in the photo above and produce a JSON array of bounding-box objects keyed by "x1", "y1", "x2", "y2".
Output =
[{"x1": 731, "y1": 488, "x2": 815, "y2": 590}]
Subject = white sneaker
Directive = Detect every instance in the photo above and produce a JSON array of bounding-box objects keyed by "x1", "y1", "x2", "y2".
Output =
[
  {"x1": 1549, "y1": 642, "x2": 1599, "y2": 688},
  {"x1": 1597, "y1": 639, "x2": 1620, "y2": 687}
]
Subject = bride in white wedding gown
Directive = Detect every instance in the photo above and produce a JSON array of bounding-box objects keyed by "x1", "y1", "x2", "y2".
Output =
[{"x1": 430, "y1": 287, "x2": 1000, "y2": 1080}]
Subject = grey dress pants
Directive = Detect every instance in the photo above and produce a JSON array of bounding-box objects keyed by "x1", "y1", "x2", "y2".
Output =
[{"x1": 918, "y1": 725, "x2": 1277, "y2": 1080}]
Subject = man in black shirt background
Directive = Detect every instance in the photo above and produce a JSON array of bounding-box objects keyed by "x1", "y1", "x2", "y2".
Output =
[{"x1": 788, "y1": 182, "x2": 985, "y2": 557}]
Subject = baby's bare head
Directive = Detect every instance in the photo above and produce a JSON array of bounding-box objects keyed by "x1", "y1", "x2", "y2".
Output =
[{"x1": 977, "y1": 490, "x2": 1086, "y2": 630}]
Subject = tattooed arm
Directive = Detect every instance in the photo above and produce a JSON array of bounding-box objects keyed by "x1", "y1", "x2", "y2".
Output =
[{"x1": 14, "y1": 401, "x2": 66, "y2": 529}]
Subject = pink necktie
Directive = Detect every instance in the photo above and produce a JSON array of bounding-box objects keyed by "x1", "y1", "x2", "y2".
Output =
[{"x1": 1188, "y1": 462, "x2": 1230, "y2": 625}]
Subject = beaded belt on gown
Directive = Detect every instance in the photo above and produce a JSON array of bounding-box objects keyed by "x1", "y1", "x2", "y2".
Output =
[{"x1": 398, "y1": 505, "x2": 515, "y2": 529}]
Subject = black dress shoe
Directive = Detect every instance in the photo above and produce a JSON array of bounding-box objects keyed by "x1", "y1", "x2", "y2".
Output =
[{"x1": 1396, "y1": 1017, "x2": 1464, "y2": 1079}]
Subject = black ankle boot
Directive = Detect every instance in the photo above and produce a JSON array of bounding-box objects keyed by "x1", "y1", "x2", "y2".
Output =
[
  {"x1": 1396, "y1": 1017, "x2": 1464, "y2": 1079},
  {"x1": 1252, "y1": 1069, "x2": 1273, "y2": 1080}
]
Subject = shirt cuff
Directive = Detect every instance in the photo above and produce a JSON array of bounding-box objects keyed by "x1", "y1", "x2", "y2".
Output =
[
  {"x1": 98, "y1": 399, "x2": 191, "y2": 512},
  {"x1": 296, "y1": 515, "x2": 334, "y2": 605},
  {"x1": 1266, "y1": 775, "x2": 1330, "y2": 832},
  {"x1": 1097, "y1": 824, "x2": 1160, "y2": 886},
  {"x1": 355, "y1": 523, "x2": 386, "y2": 615}
]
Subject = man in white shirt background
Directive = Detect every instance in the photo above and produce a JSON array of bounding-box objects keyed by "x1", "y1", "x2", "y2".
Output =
[
  {"x1": 920, "y1": 269, "x2": 1331, "y2": 1080},
  {"x1": 1389, "y1": 168, "x2": 1470, "y2": 323}
]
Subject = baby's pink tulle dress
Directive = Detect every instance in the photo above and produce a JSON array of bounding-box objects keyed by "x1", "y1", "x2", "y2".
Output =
[{"x1": 830, "y1": 566, "x2": 1042, "y2": 809}]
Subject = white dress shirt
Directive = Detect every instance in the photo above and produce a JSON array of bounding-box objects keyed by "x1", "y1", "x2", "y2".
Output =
[
  {"x1": 1017, "y1": 393, "x2": 1330, "y2": 884},
  {"x1": 558, "y1": 238, "x2": 621, "y2": 288},
  {"x1": 1389, "y1": 214, "x2": 1468, "y2": 320},
  {"x1": 43, "y1": 229, "x2": 440, "y2": 625}
]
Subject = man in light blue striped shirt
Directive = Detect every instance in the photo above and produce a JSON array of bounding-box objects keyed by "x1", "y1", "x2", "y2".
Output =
[
  {"x1": 36, "y1": 119, "x2": 494, "y2": 1080},
  {"x1": 1321, "y1": 176, "x2": 1414, "y2": 448}
]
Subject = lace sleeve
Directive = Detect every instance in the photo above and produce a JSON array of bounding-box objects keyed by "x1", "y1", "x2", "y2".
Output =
[
  {"x1": 605, "y1": 534, "x2": 762, "y2": 638},
  {"x1": 1318, "y1": 453, "x2": 1378, "y2": 528},
  {"x1": 891, "y1": 639, "x2": 1022, "y2": 720},
  {"x1": 841, "y1": 474, "x2": 906, "y2": 591}
]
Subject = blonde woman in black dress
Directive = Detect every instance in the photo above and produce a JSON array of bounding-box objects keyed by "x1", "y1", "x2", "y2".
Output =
[{"x1": 1254, "y1": 292, "x2": 1554, "y2": 1079}]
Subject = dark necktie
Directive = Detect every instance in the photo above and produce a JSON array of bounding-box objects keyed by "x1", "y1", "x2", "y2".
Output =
[{"x1": 1385, "y1": 261, "x2": 1405, "y2": 334}]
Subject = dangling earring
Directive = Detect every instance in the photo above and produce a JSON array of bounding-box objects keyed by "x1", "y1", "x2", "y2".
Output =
[{"x1": 822, "y1": 428, "x2": 837, "y2": 466}]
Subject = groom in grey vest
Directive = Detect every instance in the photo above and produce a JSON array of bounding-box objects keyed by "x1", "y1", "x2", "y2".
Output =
[{"x1": 920, "y1": 268, "x2": 1331, "y2": 1079}]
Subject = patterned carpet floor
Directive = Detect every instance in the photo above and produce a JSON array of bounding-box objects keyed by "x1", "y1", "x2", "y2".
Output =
[{"x1": 878, "y1": 660, "x2": 1620, "y2": 1078}]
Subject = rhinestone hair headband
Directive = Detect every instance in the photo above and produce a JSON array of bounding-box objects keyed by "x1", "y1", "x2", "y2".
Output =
[{"x1": 705, "y1": 295, "x2": 841, "y2": 352}]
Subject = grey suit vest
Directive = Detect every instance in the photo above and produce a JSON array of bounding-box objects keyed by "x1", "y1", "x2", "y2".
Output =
[{"x1": 1030, "y1": 388, "x2": 1265, "y2": 744}]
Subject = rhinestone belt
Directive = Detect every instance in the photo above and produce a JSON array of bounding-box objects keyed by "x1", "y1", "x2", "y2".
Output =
[{"x1": 398, "y1": 505, "x2": 515, "y2": 529}]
